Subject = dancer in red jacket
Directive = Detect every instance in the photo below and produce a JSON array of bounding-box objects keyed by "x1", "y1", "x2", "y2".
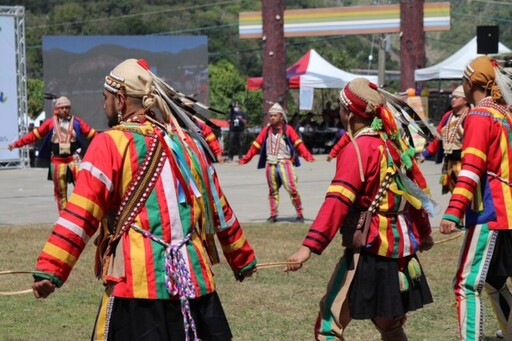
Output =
[{"x1": 240, "y1": 103, "x2": 315, "y2": 223}]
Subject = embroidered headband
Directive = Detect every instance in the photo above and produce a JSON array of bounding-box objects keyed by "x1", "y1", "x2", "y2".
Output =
[
  {"x1": 451, "y1": 85, "x2": 465, "y2": 99},
  {"x1": 54, "y1": 96, "x2": 71, "y2": 108},
  {"x1": 339, "y1": 78, "x2": 383, "y2": 119},
  {"x1": 269, "y1": 102, "x2": 287, "y2": 123},
  {"x1": 104, "y1": 59, "x2": 153, "y2": 98},
  {"x1": 463, "y1": 55, "x2": 504, "y2": 102}
]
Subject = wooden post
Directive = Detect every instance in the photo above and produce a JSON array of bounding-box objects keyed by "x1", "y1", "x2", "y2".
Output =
[
  {"x1": 262, "y1": 0, "x2": 287, "y2": 125},
  {"x1": 378, "y1": 34, "x2": 386, "y2": 87},
  {"x1": 400, "y1": 0, "x2": 425, "y2": 92}
]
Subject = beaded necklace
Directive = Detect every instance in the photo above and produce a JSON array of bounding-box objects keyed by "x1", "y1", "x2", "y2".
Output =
[
  {"x1": 353, "y1": 126, "x2": 378, "y2": 138},
  {"x1": 477, "y1": 97, "x2": 508, "y2": 115},
  {"x1": 443, "y1": 107, "x2": 469, "y2": 151}
]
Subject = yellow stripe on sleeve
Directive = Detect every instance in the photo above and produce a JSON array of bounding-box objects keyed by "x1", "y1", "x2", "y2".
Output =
[
  {"x1": 327, "y1": 185, "x2": 356, "y2": 202},
  {"x1": 43, "y1": 243, "x2": 78, "y2": 268},
  {"x1": 452, "y1": 187, "x2": 474, "y2": 201},
  {"x1": 221, "y1": 235, "x2": 247, "y2": 254},
  {"x1": 462, "y1": 147, "x2": 487, "y2": 162},
  {"x1": 68, "y1": 193, "x2": 105, "y2": 221}
]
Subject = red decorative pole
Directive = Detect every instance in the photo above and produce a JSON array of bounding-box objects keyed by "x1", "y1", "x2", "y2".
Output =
[
  {"x1": 262, "y1": 0, "x2": 287, "y2": 125},
  {"x1": 400, "y1": 0, "x2": 425, "y2": 92}
]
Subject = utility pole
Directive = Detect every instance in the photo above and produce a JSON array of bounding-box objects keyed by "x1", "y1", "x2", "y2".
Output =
[
  {"x1": 262, "y1": 0, "x2": 287, "y2": 125},
  {"x1": 400, "y1": 0, "x2": 425, "y2": 91}
]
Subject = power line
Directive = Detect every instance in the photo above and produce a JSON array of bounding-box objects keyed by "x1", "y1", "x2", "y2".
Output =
[
  {"x1": 473, "y1": 0, "x2": 512, "y2": 5},
  {"x1": 155, "y1": 23, "x2": 238, "y2": 35},
  {"x1": 451, "y1": 11, "x2": 512, "y2": 24},
  {"x1": 27, "y1": 0, "x2": 241, "y2": 30},
  {"x1": 210, "y1": 35, "x2": 355, "y2": 58}
]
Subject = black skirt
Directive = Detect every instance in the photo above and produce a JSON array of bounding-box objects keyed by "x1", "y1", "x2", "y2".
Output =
[
  {"x1": 488, "y1": 230, "x2": 512, "y2": 278},
  {"x1": 348, "y1": 250, "x2": 433, "y2": 320},
  {"x1": 106, "y1": 292, "x2": 232, "y2": 341}
]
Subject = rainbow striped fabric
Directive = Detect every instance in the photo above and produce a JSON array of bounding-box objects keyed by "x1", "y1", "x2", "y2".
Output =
[
  {"x1": 304, "y1": 133, "x2": 431, "y2": 258},
  {"x1": 239, "y1": 2, "x2": 450, "y2": 38},
  {"x1": 35, "y1": 119, "x2": 256, "y2": 299},
  {"x1": 443, "y1": 98, "x2": 512, "y2": 230}
]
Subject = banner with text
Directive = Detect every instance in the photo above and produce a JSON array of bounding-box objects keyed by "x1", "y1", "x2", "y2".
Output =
[{"x1": 0, "y1": 16, "x2": 20, "y2": 162}]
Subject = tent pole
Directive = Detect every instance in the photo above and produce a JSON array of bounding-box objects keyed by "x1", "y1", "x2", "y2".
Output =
[{"x1": 321, "y1": 89, "x2": 324, "y2": 114}]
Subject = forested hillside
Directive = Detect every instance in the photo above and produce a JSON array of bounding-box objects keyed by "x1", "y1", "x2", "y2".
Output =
[{"x1": 2, "y1": 0, "x2": 512, "y2": 122}]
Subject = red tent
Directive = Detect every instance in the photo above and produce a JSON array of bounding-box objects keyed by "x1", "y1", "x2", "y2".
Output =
[
  {"x1": 246, "y1": 49, "x2": 377, "y2": 91},
  {"x1": 209, "y1": 118, "x2": 229, "y2": 129}
]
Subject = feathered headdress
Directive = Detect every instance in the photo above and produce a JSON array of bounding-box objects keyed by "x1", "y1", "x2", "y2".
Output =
[
  {"x1": 491, "y1": 58, "x2": 512, "y2": 109},
  {"x1": 104, "y1": 58, "x2": 227, "y2": 162},
  {"x1": 339, "y1": 78, "x2": 431, "y2": 195}
]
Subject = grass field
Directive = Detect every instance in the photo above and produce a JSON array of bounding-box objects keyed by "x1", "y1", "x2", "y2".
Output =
[{"x1": 0, "y1": 223, "x2": 503, "y2": 341}]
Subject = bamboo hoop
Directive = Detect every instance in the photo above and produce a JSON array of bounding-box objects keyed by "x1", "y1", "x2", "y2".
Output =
[
  {"x1": 434, "y1": 231, "x2": 464, "y2": 245},
  {"x1": 0, "y1": 270, "x2": 48, "y2": 296},
  {"x1": 256, "y1": 261, "x2": 301, "y2": 270},
  {"x1": 0, "y1": 289, "x2": 33, "y2": 296}
]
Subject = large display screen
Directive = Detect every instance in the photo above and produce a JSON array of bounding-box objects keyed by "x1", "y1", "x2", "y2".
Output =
[{"x1": 43, "y1": 35, "x2": 208, "y2": 131}]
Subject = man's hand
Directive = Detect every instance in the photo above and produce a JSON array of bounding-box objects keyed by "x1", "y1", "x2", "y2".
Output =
[
  {"x1": 419, "y1": 235, "x2": 434, "y2": 252},
  {"x1": 235, "y1": 267, "x2": 256, "y2": 282},
  {"x1": 32, "y1": 279, "x2": 55, "y2": 299},
  {"x1": 238, "y1": 157, "x2": 248, "y2": 165},
  {"x1": 7, "y1": 144, "x2": 14, "y2": 151},
  {"x1": 439, "y1": 219, "x2": 460, "y2": 234},
  {"x1": 285, "y1": 245, "x2": 311, "y2": 272},
  {"x1": 417, "y1": 155, "x2": 426, "y2": 163},
  {"x1": 326, "y1": 155, "x2": 333, "y2": 162}
]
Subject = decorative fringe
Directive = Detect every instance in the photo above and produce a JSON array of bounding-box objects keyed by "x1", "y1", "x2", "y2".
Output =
[
  {"x1": 398, "y1": 258, "x2": 423, "y2": 293},
  {"x1": 398, "y1": 271, "x2": 409, "y2": 293},
  {"x1": 439, "y1": 174, "x2": 448, "y2": 186},
  {"x1": 407, "y1": 258, "x2": 422, "y2": 282},
  {"x1": 396, "y1": 169, "x2": 439, "y2": 216},
  {"x1": 371, "y1": 117, "x2": 383, "y2": 131},
  {"x1": 376, "y1": 87, "x2": 440, "y2": 141},
  {"x1": 399, "y1": 147, "x2": 416, "y2": 170}
]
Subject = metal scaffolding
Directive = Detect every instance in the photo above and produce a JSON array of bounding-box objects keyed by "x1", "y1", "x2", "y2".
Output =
[{"x1": 0, "y1": 6, "x2": 28, "y2": 169}]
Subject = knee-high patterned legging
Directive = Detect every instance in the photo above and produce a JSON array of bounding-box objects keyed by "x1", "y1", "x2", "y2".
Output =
[
  {"x1": 265, "y1": 160, "x2": 303, "y2": 217},
  {"x1": 453, "y1": 223, "x2": 497, "y2": 341},
  {"x1": 50, "y1": 156, "x2": 77, "y2": 212}
]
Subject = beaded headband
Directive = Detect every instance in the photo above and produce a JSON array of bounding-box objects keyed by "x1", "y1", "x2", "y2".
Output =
[
  {"x1": 104, "y1": 72, "x2": 125, "y2": 94},
  {"x1": 339, "y1": 80, "x2": 377, "y2": 119}
]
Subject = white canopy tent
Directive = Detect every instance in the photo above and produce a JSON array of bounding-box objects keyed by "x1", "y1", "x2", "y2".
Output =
[
  {"x1": 414, "y1": 37, "x2": 512, "y2": 81},
  {"x1": 247, "y1": 49, "x2": 377, "y2": 90},
  {"x1": 247, "y1": 49, "x2": 377, "y2": 110}
]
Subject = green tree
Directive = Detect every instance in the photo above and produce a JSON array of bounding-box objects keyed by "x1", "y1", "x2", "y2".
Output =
[
  {"x1": 27, "y1": 78, "x2": 44, "y2": 119},
  {"x1": 209, "y1": 59, "x2": 263, "y2": 126}
]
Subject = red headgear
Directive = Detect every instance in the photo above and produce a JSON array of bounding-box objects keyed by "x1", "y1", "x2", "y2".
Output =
[{"x1": 339, "y1": 79, "x2": 382, "y2": 119}]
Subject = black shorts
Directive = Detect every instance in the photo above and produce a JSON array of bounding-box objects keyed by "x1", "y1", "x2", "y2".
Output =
[{"x1": 106, "y1": 292, "x2": 232, "y2": 341}]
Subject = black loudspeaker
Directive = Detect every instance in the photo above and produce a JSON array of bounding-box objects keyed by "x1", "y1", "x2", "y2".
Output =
[{"x1": 477, "y1": 26, "x2": 499, "y2": 54}]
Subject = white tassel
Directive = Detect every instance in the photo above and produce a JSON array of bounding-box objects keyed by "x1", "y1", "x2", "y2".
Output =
[{"x1": 494, "y1": 65, "x2": 512, "y2": 108}]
